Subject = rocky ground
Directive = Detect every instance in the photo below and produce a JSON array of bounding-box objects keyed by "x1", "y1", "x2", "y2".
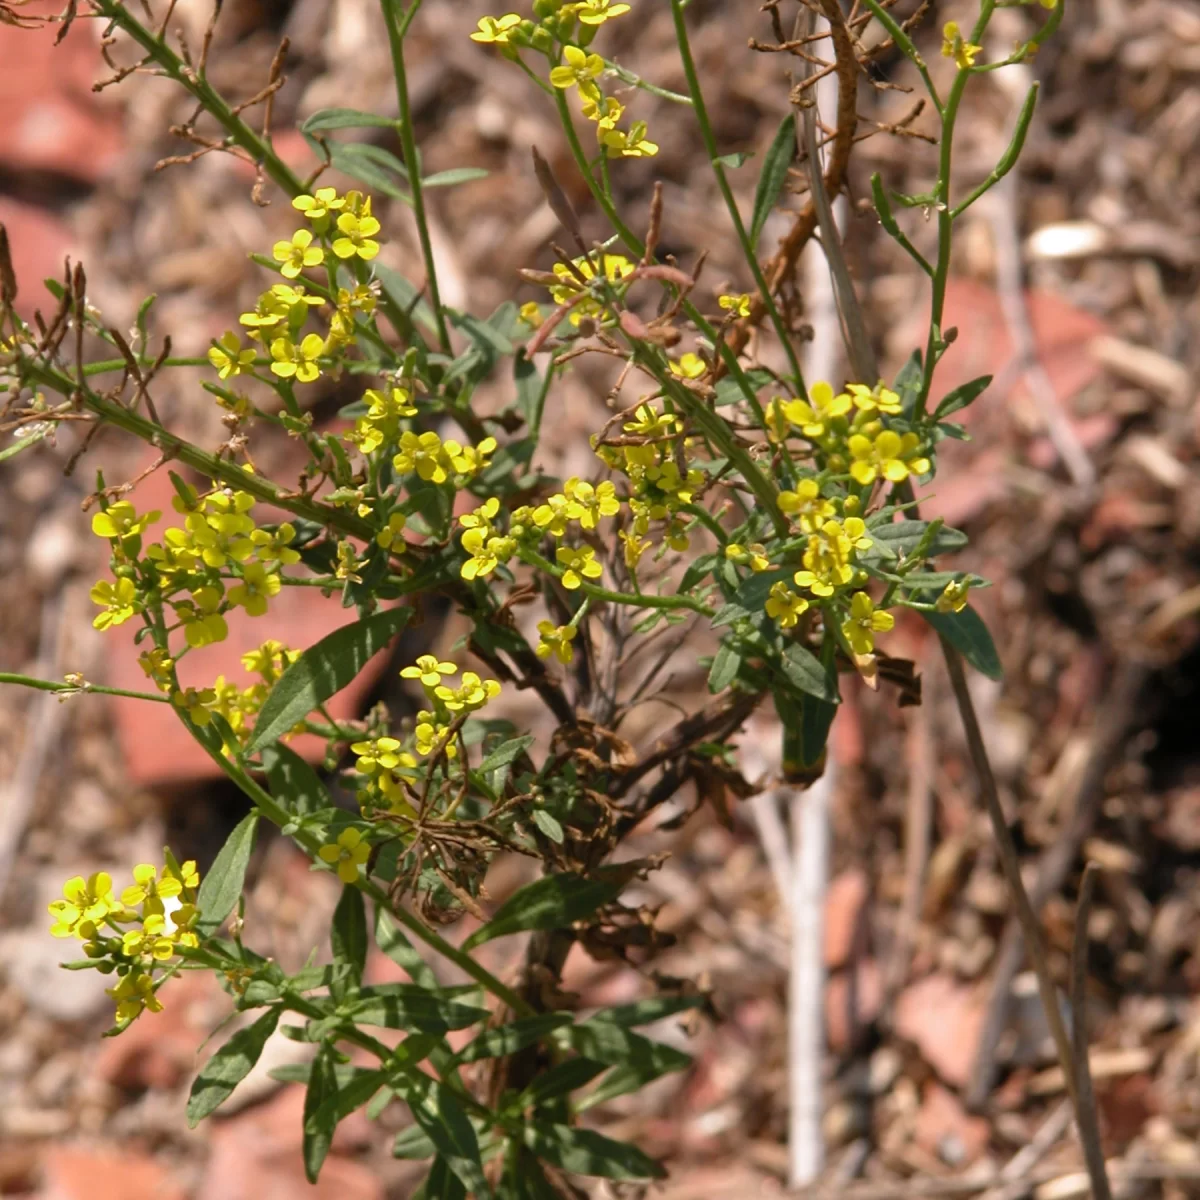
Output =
[{"x1": 3, "y1": 0, "x2": 1200, "y2": 1197}]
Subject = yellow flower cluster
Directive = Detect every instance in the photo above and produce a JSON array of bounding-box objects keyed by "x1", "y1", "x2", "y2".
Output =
[
  {"x1": 399, "y1": 656, "x2": 502, "y2": 767},
  {"x1": 392, "y1": 429, "x2": 497, "y2": 485},
  {"x1": 546, "y1": 253, "x2": 636, "y2": 326},
  {"x1": 48, "y1": 857, "x2": 202, "y2": 1025}
]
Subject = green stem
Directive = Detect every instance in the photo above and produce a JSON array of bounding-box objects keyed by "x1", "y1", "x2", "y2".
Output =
[
  {"x1": 518, "y1": 548, "x2": 714, "y2": 616},
  {"x1": 669, "y1": 0, "x2": 807, "y2": 393},
  {"x1": 381, "y1": 0, "x2": 452, "y2": 355},
  {"x1": 858, "y1": 0, "x2": 944, "y2": 114},
  {"x1": 601, "y1": 58, "x2": 692, "y2": 105},
  {"x1": 0, "y1": 672, "x2": 170, "y2": 704}
]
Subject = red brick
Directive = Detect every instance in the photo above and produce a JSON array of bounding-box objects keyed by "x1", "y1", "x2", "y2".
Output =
[{"x1": 40, "y1": 1147, "x2": 185, "y2": 1200}]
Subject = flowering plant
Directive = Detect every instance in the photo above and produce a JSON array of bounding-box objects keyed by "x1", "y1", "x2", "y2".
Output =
[{"x1": 0, "y1": 0, "x2": 1070, "y2": 1193}]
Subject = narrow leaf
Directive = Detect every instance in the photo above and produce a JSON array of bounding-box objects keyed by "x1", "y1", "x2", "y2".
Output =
[
  {"x1": 922, "y1": 605, "x2": 1003, "y2": 681},
  {"x1": 463, "y1": 873, "x2": 623, "y2": 951},
  {"x1": 331, "y1": 885, "x2": 368, "y2": 996},
  {"x1": 477, "y1": 735, "x2": 534, "y2": 774},
  {"x1": 749, "y1": 115, "x2": 795, "y2": 249},
  {"x1": 934, "y1": 374, "x2": 992, "y2": 420},
  {"x1": 422, "y1": 167, "x2": 489, "y2": 188},
  {"x1": 247, "y1": 607, "x2": 411, "y2": 751},
  {"x1": 186, "y1": 1006, "x2": 280, "y2": 1126},
  {"x1": 780, "y1": 642, "x2": 837, "y2": 703},
  {"x1": 261, "y1": 742, "x2": 328, "y2": 817},
  {"x1": 395, "y1": 1075, "x2": 488, "y2": 1197},
  {"x1": 523, "y1": 1123, "x2": 665, "y2": 1181},
  {"x1": 348, "y1": 988, "x2": 489, "y2": 1033},
  {"x1": 196, "y1": 813, "x2": 258, "y2": 937},
  {"x1": 301, "y1": 107, "x2": 397, "y2": 133},
  {"x1": 303, "y1": 1043, "x2": 338, "y2": 1183},
  {"x1": 455, "y1": 1014, "x2": 574, "y2": 1064},
  {"x1": 708, "y1": 641, "x2": 740, "y2": 693},
  {"x1": 375, "y1": 907, "x2": 437, "y2": 989}
]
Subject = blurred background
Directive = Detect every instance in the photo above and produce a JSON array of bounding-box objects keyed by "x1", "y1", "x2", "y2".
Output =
[{"x1": 2, "y1": 0, "x2": 1200, "y2": 1196}]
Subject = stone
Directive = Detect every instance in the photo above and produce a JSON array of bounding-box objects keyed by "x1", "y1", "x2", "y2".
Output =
[
  {"x1": 894, "y1": 973, "x2": 987, "y2": 1089},
  {"x1": 823, "y1": 868, "x2": 868, "y2": 970},
  {"x1": 913, "y1": 1081, "x2": 990, "y2": 1165},
  {"x1": 1, "y1": 930, "x2": 110, "y2": 1022},
  {"x1": 40, "y1": 1146, "x2": 186, "y2": 1200}
]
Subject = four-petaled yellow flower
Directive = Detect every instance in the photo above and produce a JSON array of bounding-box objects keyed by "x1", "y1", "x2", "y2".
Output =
[
  {"x1": 669, "y1": 352, "x2": 707, "y2": 379},
  {"x1": 941, "y1": 21, "x2": 982, "y2": 69},
  {"x1": 782, "y1": 381, "x2": 852, "y2": 439},
  {"x1": 434, "y1": 672, "x2": 501, "y2": 712},
  {"x1": 842, "y1": 591, "x2": 894, "y2": 656},
  {"x1": 92, "y1": 501, "x2": 160, "y2": 542},
  {"x1": 401, "y1": 655, "x2": 458, "y2": 689},
  {"x1": 352, "y1": 736, "x2": 412, "y2": 776},
  {"x1": 470, "y1": 13, "x2": 521, "y2": 44},
  {"x1": 90, "y1": 577, "x2": 137, "y2": 630},
  {"x1": 376, "y1": 512, "x2": 408, "y2": 550},
  {"x1": 576, "y1": 0, "x2": 631, "y2": 24},
  {"x1": 208, "y1": 332, "x2": 257, "y2": 380},
  {"x1": 292, "y1": 187, "x2": 344, "y2": 226},
  {"x1": 549, "y1": 45, "x2": 605, "y2": 94},
  {"x1": 778, "y1": 479, "x2": 837, "y2": 534},
  {"x1": 726, "y1": 543, "x2": 771, "y2": 572},
  {"x1": 556, "y1": 544, "x2": 603, "y2": 590},
  {"x1": 272, "y1": 228, "x2": 324, "y2": 279},
  {"x1": 109, "y1": 971, "x2": 163, "y2": 1023},
  {"x1": 48, "y1": 872, "x2": 121, "y2": 939},
  {"x1": 318, "y1": 828, "x2": 372, "y2": 884},
  {"x1": 332, "y1": 212, "x2": 381, "y2": 261},
  {"x1": 719, "y1": 293, "x2": 752, "y2": 318},
  {"x1": 765, "y1": 581, "x2": 809, "y2": 629},
  {"x1": 536, "y1": 620, "x2": 578, "y2": 664},
  {"x1": 937, "y1": 579, "x2": 971, "y2": 613},
  {"x1": 845, "y1": 382, "x2": 903, "y2": 416},
  {"x1": 121, "y1": 863, "x2": 183, "y2": 911},
  {"x1": 269, "y1": 332, "x2": 325, "y2": 383},
  {"x1": 847, "y1": 429, "x2": 930, "y2": 485},
  {"x1": 228, "y1": 562, "x2": 282, "y2": 617}
]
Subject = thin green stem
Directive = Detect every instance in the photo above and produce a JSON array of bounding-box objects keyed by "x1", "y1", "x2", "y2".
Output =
[
  {"x1": 601, "y1": 58, "x2": 692, "y2": 105},
  {"x1": 669, "y1": 0, "x2": 807, "y2": 393},
  {"x1": 0, "y1": 672, "x2": 170, "y2": 704},
  {"x1": 858, "y1": 0, "x2": 944, "y2": 114},
  {"x1": 381, "y1": 0, "x2": 452, "y2": 355},
  {"x1": 518, "y1": 548, "x2": 714, "y2": 616}
]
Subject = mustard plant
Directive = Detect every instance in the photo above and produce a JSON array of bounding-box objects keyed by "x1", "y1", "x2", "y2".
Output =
[{"x1": 0, "y1": 0, "x2": 1067, "y2": 1194}]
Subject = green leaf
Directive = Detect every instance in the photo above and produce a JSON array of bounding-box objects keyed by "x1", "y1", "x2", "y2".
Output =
[
  {"x1": 893, "y1": 349, "x2": 924, "y2": 418},
  {"x1": 519, "y1": 1058, "x2": 607, "y2": 1108},
  {"x1": 463, "y1": 873, "x2": 623, "y2": 951},
  {"x1": 375, "y1": 262, "x2": 439, "y2": 334},
  {"x1": 196, "y1": 813, "x2": 258, "y2": 937},
  {"x1": 302, "y1": 136, "x2": 411, "y2": 202},
  {"x1": 523, "y1": 1123, "x2": 665, "y2": 1181},
  {"x1": 422, "y1": 167, "x2": 489, "y2": 188},
  {"x1": 513, "y1": 351, "x2": 544, "y2": 428},
  {"x1": 418, "y1": 1157, "x2": 467, "y2": 1200},
  {"x1": 749, "y1": 115, "x2": 796, "y2": 250},
  {"x1": 347, "y1": 987, "x2": 489, "y2": 1033},
  {"x1": 586, "y1": 995, "x2": 704, "y2": 1028},
  {"x1": 531, "y1": 809, "x2": 565, "y2": 844},
  {"x1": 714, "y1": 150, "x2": 751, "y2": 169},
  {"x1": 734, "y1": 566, "x2": 794, "y2": 613},
  {"x1": 309, "y1": 1067, "x2": 388, "y2": 1133},
  {"x1": 711, "y1": 600, "x2": 752, "y2": 630},
  {"x1": 708, "y1": 641, "x2": 741, "y2": 693},
  {"x1": 863, "y1": 519, "x2": 967, "y2": 561},
  {"x1": 395, "y1": 1075, "x2": 488, "y2": 1198},
  {"x1": 186, "y1": 1006, "x2": 281, "y2": 1126},
  {"x1": 301, "y1": 108, "x2": 398, "y2": 133},
  {"x1": 934, "y1": 374, "x2": 991, "y2": 421},
  {"x1": 247, "y1": 607, "x2": 411, "y2": 752},
  {"x1": 477, "y1": 735, "x2": 534, "y2": 774},
  {"x1": 393, "y1": 1122, "x2": 437, "y2": 1160},
  {"x1": 558, "y1": 1021, "x2": 691, "y2": 1075},
  {"x1": 779, "y1": 642, "x2": 837, "y2": 703},
  {"x1": 260, "y1": 743, "x2": 328, "y2": 818},
  {"x1": 375, "y1": 907, "x2": 437, "y2": 989},
  {"x1": 331, "y1": 885, "x2": 368, "y2": 997},
  {"x1": 303, "y1": 1043, "x2": 338, "y2": 1183},
  {"x1": 922, "y1": 605, "x2": 1003, "y2": 681},
  {"x1": 0, "y1": 429, "x2": 49, "y2": 463},
  {"x1": 502, "y1": 1150, "x2": 564, "y2": 1200},
  {"x1": 455, "y1": 1014, "x2": 574, "y2": 1064},
  {"x1": 447, "y1": 307, "x2": 515, "y2": 356},
  {"x1": 801, "y1": 694, "x2": 837, "y2": 768}
]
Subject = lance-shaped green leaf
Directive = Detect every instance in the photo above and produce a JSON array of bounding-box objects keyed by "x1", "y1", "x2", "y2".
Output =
[
  {"x1": 247, "y1": 606, "x2": 411, "y2": 752},
  {"x1": 303, "y1": 1043, "x2": 338, "y2": 1182},
  {"x1": 330, "y1": 885, "x2": 368, "y2": 998},
  {"x1": 196, "y1": 813, "x2": 258, "y2": 937},
  {"x1": 463, "y1": 873, "x2": 624, "y2": 951},
  {"x1": 523, "y1": 1123, "x2": 665, "y2": 1180},
  {"x1": 922, "y1": 605, "x2": 1003, "y2": 681},
  {"x1": 186, "y1": 1006, "x2": 281, "y2": 1126},
  {"x1": 749, "y1": 115, "x2": 795, "y2": 250}
]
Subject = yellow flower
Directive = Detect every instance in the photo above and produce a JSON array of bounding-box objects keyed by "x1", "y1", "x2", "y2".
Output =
[
  {"x1": 90, "y1": 577, "x2": 137, "y2": 630},
  {"x1": 536, "y1": 620, "x2": 578, "y2": 664},
  {"x1": 549, "y1": 44, "x2": 604, "y2": 93},
  {"x1": 599, "y1": 118, "x2": 658, "y2": 158},
  {"x1": 292, "y1": 187, "x2": 344, "y2": 225},
  {"x1": 318, "y1": 828, "x2": 371, "y2": 885},
  {"x1": 272, "y1": 228, "x2": 324, "y2": 279},
  {"x1": 460, "y1": 497, "x2": 501, "y2": 531},
  {"x1": 269, "y1": 332, "x2": 325, "y2": 383},
  {"x1": 532, "y1": 493, "x2": 575, "y2": 538},
  {"x1": 719, "y1": 293, "x2": 752, "y2": 318},
  {"x1": 351, "y1": 736, "x2": 412, "y2": 775},
  {"x1": 623, "y1": 404, "x2": 679, "y2": 438},
  {"x1": 793, "y1": 517, "x2": 872, "y2": 596},
  {"x1": 763, "y1": 397, "x2": 792, "y2": 444},
  {"x1": 845, "y1": 382, "x2": 903, "y2": 416},
  {"x1": 208, "y1": 332, "x2": 257, "y2": 380},
  {"x1": 242, "y1": 640, "x2": 299, "y2": 681},
  {"x1": 393, "y1": 430, "x2": 450, "y2": 483},
  {"x1": 138, "y1": 648, "x2": 174, "y2": 692},
  {"x1": 401, "y1": 655, "x2": 458, "y2": 689},
  {"x1": 470, "y1": 13, "x2": 521, "y2": 44},
  {"x1": 548, "y1": 253, "x2": 635, "y2": 325},
  {"x1": 227, "y1": 563, "x2": 282, "y2": 617},
  {"x1": 782, "y1": 380, "x2": 852, "y2": 439},
  {"x1": 461, "y1": 527, "x2": 516, "y2": 580},
  {"x1": 941, "y1": 21, "x2": 982, "y2": 69},
  {"x1": 434, "y1": 672, "x2": 501, "y2": 712},
  {"x1": 936, "y1": 579, "x2": 971, "y2": 613},
  {"x1": 725, "y1": 543, "x2": 770, "y2": 572},
  {"x1": 48, "y1": 872, "x2": 121, "y2": 939},
  {"x1": 765, "y1": 581, "x2": 809, "y2": 629},
  {"x1": 376, "y1": 512, "x2": 408, "y2": 550},
  {"x1": 250, "y1": 522, "x2": 302, "y2": 565},
  {"x1": 575, "y1": 0, "x2": 631, "y2": 24},
  {"x1": 620, "y1": 529, "x2": 651, "y2": 569},
  {"x1": 847, "y1": 429, "x2": 931, "y2": 485},
  {"x1": 842, "y1": 590, "x2": 894, "y2": 656},
  {"x1": 173, "y1": 687, "x2": 217, "y2": 726},
  {"x1": 669, "y1": 352, "x2": 707, "y2": 380},
  {"x1": 335, "y1": 541, "x2": 363, "y2": 583},
  {"x1": 777, "y1": 478, "x2": 836, "y2": 534},
  {"x1": 556, "y1": 544, "x2": 603, "y2": 590},
  {"x1": 445, "y1": 436, "x2": 496, "y2": 477},
  {"x1": 564, "y1": 478, "x2": 620, "y2": 529},
  {"x1": 414, "y1": 711, "x2": 457, "y2": 758},
  {"x1": 176, "y1": 586, "x2": 230, "y2": 648},
  {"x1": 331, "y1": 211, "x2": 381, "y2": 261},
  {"x1": 121, "y1": 863, "x2": 183, "y2": 911},
  {"x1": 91, "y1": 501, "x2": 160, "y2": 542},
  {"x1": 108, "y1": 970, "x2": 163, "y2": 1023},
  {"x1": 519, "y1": 301, "x2": 543, "y2": 327}
]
